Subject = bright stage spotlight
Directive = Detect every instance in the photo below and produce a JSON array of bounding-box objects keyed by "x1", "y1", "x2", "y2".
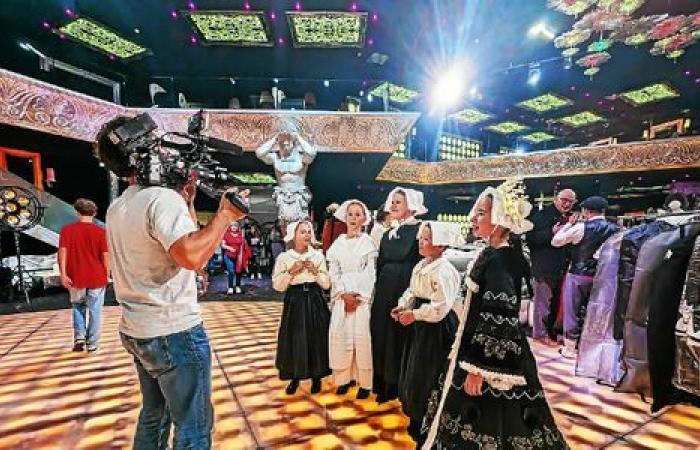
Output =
[
  {"x1": 528, "y1": 22, "x2": 555, "y2": 40},
  {"x1": 431, "y1": 68, "x2": 465, "y2": 111}
]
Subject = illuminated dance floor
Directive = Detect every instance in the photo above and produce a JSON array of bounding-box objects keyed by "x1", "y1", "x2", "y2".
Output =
[{"x1": 0, "y1": 302, "x2": 699, "y2": 449}]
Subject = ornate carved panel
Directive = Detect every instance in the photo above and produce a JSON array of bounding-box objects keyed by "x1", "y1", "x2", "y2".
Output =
[
  {"x1": 376, "y1": 136, "x2": 700, "y2": 184},
  {"x1": 0, "y1": 69, "x2": 417, "y2": 153}
]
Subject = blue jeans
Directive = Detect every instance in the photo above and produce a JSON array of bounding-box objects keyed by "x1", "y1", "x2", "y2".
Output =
[
  {"x1": 222, "y1": 254, "x2": 241, "y2": 289},
  {"x1": 70, "y1": 287, "x2": 105, "y2": 347},
  {"x1": 120, "y1": 323, "x2": 213, "y2": 450}
]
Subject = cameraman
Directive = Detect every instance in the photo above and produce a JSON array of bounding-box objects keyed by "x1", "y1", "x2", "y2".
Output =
[{"x1": 96, "y1": 117, "x2": 247, "y2": 450}]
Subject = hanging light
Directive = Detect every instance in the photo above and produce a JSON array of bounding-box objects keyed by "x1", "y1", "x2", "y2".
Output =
[{"x1": 0, "y1": 186, "x2": 43, "y2": 232}]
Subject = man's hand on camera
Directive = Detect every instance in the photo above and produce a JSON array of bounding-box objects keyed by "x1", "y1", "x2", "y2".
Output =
[
  {"x1": 218, "y1": 188, "x2": 250, "y2": 223},
  {"x1": 181, "y1": 181, "x2": 197, "y2": 205}
]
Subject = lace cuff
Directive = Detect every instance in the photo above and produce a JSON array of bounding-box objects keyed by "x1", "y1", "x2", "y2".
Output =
[{"x1": 458, "y1": 361, "x2": 527, "y2": 391}]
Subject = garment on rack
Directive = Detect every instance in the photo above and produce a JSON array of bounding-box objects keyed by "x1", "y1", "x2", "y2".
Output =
[
  {"x1": 575, "y1": 231, "x2": 624, "y2": 385},
  {"x1": 674, "y1": 234, "x2": 700, "y2": 401},
  {"x1": 614, "y1": 221, "x2": 676, "y2": 340},
  {"x1": 616, "y1": 225, "x2": 699, "y2": 396},
  {"x1": 648, "y1": 230, "x2": 700, "y2": 412}
]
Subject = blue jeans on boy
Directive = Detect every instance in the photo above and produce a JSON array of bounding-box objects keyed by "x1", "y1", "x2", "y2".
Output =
[
  {"x1": 120, "y1": 323, "x2": 214, "y2": 450},
  {"x1": 70, "y1": 287, "x2": 106, "y2": 347}
]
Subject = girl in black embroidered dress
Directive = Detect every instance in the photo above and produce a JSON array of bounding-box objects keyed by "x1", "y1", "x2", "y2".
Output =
[{"x1": 422, "y1": 181, "x2": 568, "y2": 449}]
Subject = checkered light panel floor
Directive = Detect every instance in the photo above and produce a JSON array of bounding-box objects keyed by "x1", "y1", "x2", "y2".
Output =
[{"x1": 0, "y1": 302, "x2": 699, "y2": 449}]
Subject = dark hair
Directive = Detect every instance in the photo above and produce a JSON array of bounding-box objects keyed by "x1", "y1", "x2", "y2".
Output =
[
  {"x1": 376, "y1": 204, "x2": 390, "y2": 223},
  {"x1": 94, "y1": 116, "x2": 135, "y2": 178},
  {"x1": 74, "y1": 198, "x2": 97, "y2": 216},
  {"x1": 664, "y1": 192, "x2": 689, "y2": 210}
]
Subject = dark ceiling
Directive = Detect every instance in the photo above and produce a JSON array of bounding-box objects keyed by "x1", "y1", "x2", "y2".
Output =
[{"x1": 2, "y1": 0, "x2": 699, "y2": 158}]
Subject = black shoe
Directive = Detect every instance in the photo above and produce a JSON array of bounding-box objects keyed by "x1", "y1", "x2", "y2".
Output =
[
  {"x1": 336, "y1": 383, "x2": 351, "y2": 395},
  {"x1": 311, "y1": 378, "x2": 322, "y2": 394},
  {"x1": 357, "y1": 388, "x2": 370, "y2": 399},
  {"x1": 285, "y1": 380, "x2": 299, "y2": 395},
  {"x1": 376, "y1": 393, "x2": 388, "y2": 404},
  {"x1": 72, "y1": 341, "x2": 85, "y2": 352},
  {"x1": 87, "y1": 345, "x2": 98, "y2": 354}
]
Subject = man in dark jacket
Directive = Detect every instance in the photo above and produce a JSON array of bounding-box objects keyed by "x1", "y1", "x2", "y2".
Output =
[
  {"x1": 553, "y1": 196, "x2": 620, "y2": 358},
  {"x1": 526, "y1": 189, "x2": 576, "y2": 345}
]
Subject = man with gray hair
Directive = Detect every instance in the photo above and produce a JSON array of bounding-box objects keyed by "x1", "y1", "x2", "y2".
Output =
[
  {"x1": 58, "y1": 198, "x2": 109, "y2": 354},
  {"x1": 525, "y1": 188, "x2": 577, "y2": 346},
  {"x1": 255, "y1": 118, "x2": 317, "y2": 225}
]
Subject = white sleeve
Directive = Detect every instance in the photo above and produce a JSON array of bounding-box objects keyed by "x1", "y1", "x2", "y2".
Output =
[
  {"x1": 297, "y1": 135, "x2": 317, "y2": 164},
  {"x1": 272, "y1": 254, "x2": 293, "y2": 292},
  {"x1": 551, "y1": 222, "x2": 584, "y2": 247},
  {"x1": 328, "y1": 254, "x2": 345, "y2": 302},
  {"x1": 413, "y1": 265, "x2": 459, "y2": 323},
  {"x1": 147, "y1": 189, "x2": 198, "y2": 251},
  {"x1": 315, "y1": 255, "x2": 331, "y2": 290},
  {"x1": 255, "y1": 138, "x2": 277, "y2": 165}
]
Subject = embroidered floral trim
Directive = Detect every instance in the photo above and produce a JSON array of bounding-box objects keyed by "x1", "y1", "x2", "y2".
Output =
[
  {"x1": 459, "y1": 361, "x2": 527, "y2": 391},
  {"x1": 473, "y1": 333, "x2": 522, "y2": 359},
  {"x1": 480, "y1": 312, "x2": 519, "y2": 326},
  {"x1": 482, "y1": 290, "x2": 519, "y2": 309},
  {"x1": 483, "y1": 386, "x2": 544, "y2": 400},
  {"x1": 508, "y1": 425, "x2": 567, "y2": 449},
  {"x1": 439, "y1": 412, "x2": 500, "y2": 448}
]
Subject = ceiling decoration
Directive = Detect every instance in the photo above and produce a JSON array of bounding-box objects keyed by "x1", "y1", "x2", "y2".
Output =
[
  {"x1": 547, "y1": 0, "x2": 596, "y2": 17},
  {"x1": 576, "y1": 51, "x2": 611, "y2": 78},
  {"x1": 368, "y1": 82, "x2": 420, "y2": 104},
  {"x1": 558, "y1": 111, "x2": 606, "y2": 128},
  {"x1": 286, "y1": 11, "x2": 367, "y2": 48},
  {"x1": 0, "y1": 68, "x2": 418, "y2": 153},
  {"x1": 517, "y1": 93, "x2": 572, "y2": 113},
  {"x1": 450, "y1": 108, "x2": 493, "y2": 125},
  {"x1": 57, "y1": 17, "x2": 149, "y2": 60},
  {"x1": 376, "y1": 136, "x2": 700, "y2": 185},
  {"x1": 619, "y1": 82, "x2": 680, "y2": 106},
  {"x1": 549, "y1": 1, "x2": 700, "y2": 76},
  {"x1": 486, "y1": 121, "x2": 529, "y2": 134},
  {"x1": 185, "y1": 11, "x2": 272, "y2": 46},
  {"x1": 522, "y1": 132, "x2": 558, "y2": 143}
]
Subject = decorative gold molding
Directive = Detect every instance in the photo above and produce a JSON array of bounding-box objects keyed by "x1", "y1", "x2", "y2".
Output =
[
  {"x1": 0, "y1": 69, "x2": 418, "y2": 153},
  {"x1": 376, "y1": 136, "x2": 700, "y2": 184}
]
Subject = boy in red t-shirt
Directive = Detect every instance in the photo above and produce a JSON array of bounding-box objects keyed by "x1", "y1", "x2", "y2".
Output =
[{"x1": 58, "y1": 198, "x2": 109, "y2": 353}]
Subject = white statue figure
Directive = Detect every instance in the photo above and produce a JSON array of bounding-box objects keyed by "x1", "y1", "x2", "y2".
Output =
[{"x1": 255, "y1": 119, "x2": 317, "y2": 224}]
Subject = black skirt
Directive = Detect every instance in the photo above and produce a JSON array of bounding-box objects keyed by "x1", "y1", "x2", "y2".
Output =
[
  {"x1": 425, "y1": 342, "x2": 568, "y2": 449},
  {"x1": 276, "y1": 282, "x2": 331, "y2": 380},
  {"x1": 399, "y1": 298, "x2": 458, "y2": 422}
]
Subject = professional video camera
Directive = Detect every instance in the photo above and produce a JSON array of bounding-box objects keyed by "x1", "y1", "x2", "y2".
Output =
[{"x1": 100, "y1": 110, "x2": 249, "y2": 212}]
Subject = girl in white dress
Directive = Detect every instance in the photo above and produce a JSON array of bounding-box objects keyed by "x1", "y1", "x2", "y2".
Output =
[{"x1": 326, "y1": 200, "x2": 378, "y2": 399}]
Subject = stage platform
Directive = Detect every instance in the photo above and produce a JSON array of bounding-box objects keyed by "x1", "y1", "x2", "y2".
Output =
[{"x1": 0, "y1": 301, "x2": 699, "y2": 449}]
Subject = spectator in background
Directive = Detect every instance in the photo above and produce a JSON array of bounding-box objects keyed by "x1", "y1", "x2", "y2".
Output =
[
  {"x1": 370, "y1": 207, "x2": 393, "y2": 250},
  {"x1": 59, "y1": 198, "x2": 109, "y2": 354},
  {"x1": 322, "y1": 203, "x2": 347, "y2": 254},
  {"x1": 553, "y1": 196, "x2": 620, "y2": 359},
  {"x1": 525, "y1": 189, "x2": 577, "y2": 346},
  {"x1": 222, "y1": 222, "x2": 251, "y2": 295}
]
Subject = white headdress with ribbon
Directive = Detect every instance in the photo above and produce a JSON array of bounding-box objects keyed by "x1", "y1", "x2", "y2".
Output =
[
  {"x1": 283, "y1": 220, "x2": 318, "y2": 244},
  {"x1": 469, "y1": 179, "x2": 533, "y2": 234},
  {"x1": 418, "y1": 221, "x2": 465, "y2": 247},
  {"x1": 383, "y1": 187, "x2": 428, "y2": 216},
  {"x1": 334, "y1": 199, "x2": 372, "y2": 226}
]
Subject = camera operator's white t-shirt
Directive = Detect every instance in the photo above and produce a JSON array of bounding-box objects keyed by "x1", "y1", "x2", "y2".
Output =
[{"x1": 107, "y1": 185, "x2": 200, "y2": 339}]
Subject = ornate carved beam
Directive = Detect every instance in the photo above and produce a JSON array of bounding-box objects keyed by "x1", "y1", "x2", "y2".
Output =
[
  {"x1": 376, "y1": 136, "x2": 700, "y2": 184},
  {"x1": 0, "y1": 69, "x2": 418, "y2": 153}
]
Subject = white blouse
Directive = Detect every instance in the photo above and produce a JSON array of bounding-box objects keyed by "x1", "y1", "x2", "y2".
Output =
[
  {"x1": 272, "y1": 248, "x2": 331, "y2": 292},
  {"x1": 326, "y1": 233, "x2": 377, "y2": 303},
  {"x1": 397, "y1": 257, "x2": 460, "y2": 323}
]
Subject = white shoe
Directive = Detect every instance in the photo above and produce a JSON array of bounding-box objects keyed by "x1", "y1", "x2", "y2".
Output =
[
  {"x1": 257, "y1": 273, "x2": 262, "y2": 279},
  {"x1": 235, "y1": 286, "x2": 242, "y2": 294},
  {"x1": 226, "y1": 288, "x2": 234, "y2": 295},
  {"x1": 559, "y1": 338, "x2": 577, "y2": 359}
]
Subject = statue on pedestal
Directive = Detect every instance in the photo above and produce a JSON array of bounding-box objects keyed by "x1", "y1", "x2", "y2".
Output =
[{"x1": 255, "y1": 119, "x2": 317, "y2": 225}]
